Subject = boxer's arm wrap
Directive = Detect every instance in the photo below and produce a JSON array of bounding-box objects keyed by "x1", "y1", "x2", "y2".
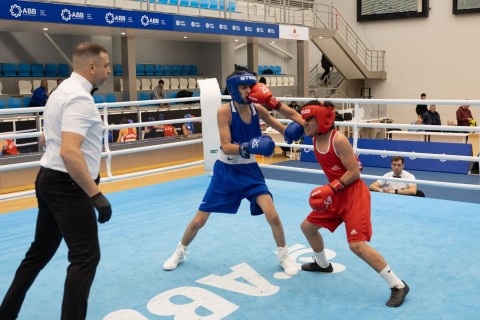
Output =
[{"x1": 328, "y1": 178, "x2": 346, "y2": 193}]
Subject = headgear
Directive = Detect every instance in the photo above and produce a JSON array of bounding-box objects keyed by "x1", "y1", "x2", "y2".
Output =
[
  {"x1": 301, "y1": 100, "x2": 336, "y2": 135},
  {"x1": 147, "y1": 116, "x2": 155, "y2": 122},
  {"x1": 226, "y1": 71, "x2": 257, "y2": 104}
]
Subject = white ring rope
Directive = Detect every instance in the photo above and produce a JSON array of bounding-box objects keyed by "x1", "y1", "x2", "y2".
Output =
[{"x1": 0, "y1": 96, "x2": 478, "y2": 202}]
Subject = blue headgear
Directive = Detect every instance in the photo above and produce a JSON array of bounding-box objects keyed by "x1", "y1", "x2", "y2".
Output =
[
  {"x1": 184, "y1": 114, "x2": 194, "y2": 133},
  {"x1": 226, "y1": 71, "x2": 257, "y2": 104},
  {"x1": 147, "y1": 116, "x2": 155, "y2": 122}
]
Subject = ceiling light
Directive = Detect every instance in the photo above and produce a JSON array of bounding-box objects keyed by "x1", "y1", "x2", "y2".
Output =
[
  {"x1": 184, "y1": 36, "x2": 188, "y2": 39},
  {"x1": 234, "y1": 39, "x2": 239, "y2": 42},
  {"x1": 318, "y1": 36, "x2": 323, "y2": 39},
  {"x1": 121, "y1": 32, "x2": 126, "y2": 35},
  {"x1": 43, "y1": 27, "x2": 48, "y2": 31}
]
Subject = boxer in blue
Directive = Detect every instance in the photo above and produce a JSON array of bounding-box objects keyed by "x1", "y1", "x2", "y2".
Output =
[{"x1": 163, "y1": 70, "x2": 305, "y2": 276}]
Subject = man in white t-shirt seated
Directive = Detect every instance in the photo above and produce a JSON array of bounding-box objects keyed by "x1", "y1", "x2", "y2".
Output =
[{"x1": 369, "y1": 156, "x2": 425, "y2": 197}]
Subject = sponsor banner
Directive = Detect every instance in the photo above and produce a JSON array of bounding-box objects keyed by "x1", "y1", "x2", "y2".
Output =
[
  {"x1": 173, "y1": 16, "x2": 278, "y2": 38},
  {"x1": 0, "y1": 0, "x2": 279, "y2": 38},
  {"x1": 279, "y1": 24, "x2": 309, "y2": 40}
]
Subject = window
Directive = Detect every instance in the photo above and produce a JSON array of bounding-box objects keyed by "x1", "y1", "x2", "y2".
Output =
[{"x1": 357, "y1": 0, "x2": 429, "y2": 21}]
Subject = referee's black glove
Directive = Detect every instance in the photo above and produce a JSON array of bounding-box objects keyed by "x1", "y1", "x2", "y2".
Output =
[{"x1": 91, "y1": 192, "x2": 112, "y2": 223}]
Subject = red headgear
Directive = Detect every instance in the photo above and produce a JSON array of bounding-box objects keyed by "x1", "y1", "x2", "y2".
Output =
[{"x1": 300, "y1": 101, "x2": 336, "y2": 135}]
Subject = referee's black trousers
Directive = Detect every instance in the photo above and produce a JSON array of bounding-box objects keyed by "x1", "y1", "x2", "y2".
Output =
[{"x1": 0, "y1": 168, "x2": 101, "y2": 320}]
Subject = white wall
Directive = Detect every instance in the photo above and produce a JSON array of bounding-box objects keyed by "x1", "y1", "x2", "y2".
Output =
[{"x1": 328, "y1": 0, "x2": 480, "y2": 124}]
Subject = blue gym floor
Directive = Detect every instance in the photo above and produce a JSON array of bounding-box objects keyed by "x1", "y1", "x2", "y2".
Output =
[{"x1": 1, "y1": 173, "x2": 479, "y2": 319}]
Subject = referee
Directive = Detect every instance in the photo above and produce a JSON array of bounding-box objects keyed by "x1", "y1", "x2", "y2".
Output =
[{"x1": 0, "y1": 42, "x2": 112, "y2": 320}]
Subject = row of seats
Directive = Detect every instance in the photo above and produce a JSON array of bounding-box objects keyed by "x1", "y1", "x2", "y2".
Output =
[
  {"x1": 18, "y1": 79, "x2": 64, "y2": 95},
  {"x1": 259, "y1": 65, "x2": 283, "y2": 75},
  {"x1": 121, "y1": 77, "x2": 202, "y2": 91},
  {"x1": 263, "y1": 76, "x2": 295, "y2": 87},
  {"x1": 142, "y1": 0, "x2": 236, "y2": 11},
  {"x1": 0, "y1": 63, "x2": 70, "y2": 77},
  {"x1": 0, "y1": 97, "x2": 29, "y2": 109},
  {"x1": 91, "y1": 90, "x2": 199, "y2": 103},
  {"x1": 114, "y1": 64, "x2": 199, "y2": 77}
]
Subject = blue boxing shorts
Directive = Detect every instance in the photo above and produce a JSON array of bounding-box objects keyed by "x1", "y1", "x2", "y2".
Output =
[{"x1": 199, "y1": 160, "x2": 272, "y2": 215}]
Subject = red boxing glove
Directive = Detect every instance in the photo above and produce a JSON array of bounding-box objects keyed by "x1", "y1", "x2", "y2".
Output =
[
  {"x1": 309, "y1": 185, "x2": 334, "y2": 212},
  {"x1": 247, "y1": 83, "x2": 282, "y2": 110}
]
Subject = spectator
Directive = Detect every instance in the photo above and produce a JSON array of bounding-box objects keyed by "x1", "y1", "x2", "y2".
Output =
[
  {"x1": 415, "y1": 93, "x2": 427, "y2": 118},
  {"x1": 408, "y1": 117, "x2": 424, "y2": 132},
  {"x1": 259, "y1": 76, "x2": 267, "y2": 84},
  {"x1": 29, "y1": 79, "x2": 49, "y2": 107},
  {"x1": 456, "y1": 104, "x2": 474, "y2": 127},
  {"x1": 116, "y1": 117, "x2": 137, "y2": 142},
  {"x1": 288, "y1": 101, "x2": 301, "y2": 114},
  {"x1": 369, "y1": 156, "x2": 425, "y2": 197},
  {"x1": 153, "y1": 79, "x2": 170, "y2": 107},
  {"x1": 320, "y1": 54, "x2": 332, "y2": 85},
  {"x1": 144, "y1": 116, "x2": 161, "y2": 139},
  {"x1": 182, "y1": 114, "x2": 195, "y2": 135},
  {"x1": 422, "y1": 104, "x2": 441, "y2": 126},
  {"x1": 0, "y1": 139, "x2": 20, "y2": 156},
  {"x1": 162, "y1": 123, "x2": 178, "y2": 137},
  {"x1": 50, "y1": 79, "x2": 64, "y2": 94}
]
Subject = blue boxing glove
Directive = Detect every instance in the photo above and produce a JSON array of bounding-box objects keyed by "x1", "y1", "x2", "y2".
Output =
[
  {"x1": 284, "y1": 122, "x2": 304, "y2": 144},
  {"x1": 239, "y1": 135, "x2": 275, "y2": 159}
]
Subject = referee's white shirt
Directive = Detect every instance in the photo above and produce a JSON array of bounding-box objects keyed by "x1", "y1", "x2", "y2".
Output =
[
  {"x1": 40, "y1": 72, "x2": 103, "y2": 179},
  {"x1": 377, "y1": 170, "x2": 416, "y2": 190}
]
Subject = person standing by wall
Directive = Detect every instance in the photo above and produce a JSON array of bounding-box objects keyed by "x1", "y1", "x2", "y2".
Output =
[
  {"x1": 0, "y1": 42, "x2": 113, "y2": 320},
  {"x1": 415, "y1": 93, "x2": 427, "y2": 119}
]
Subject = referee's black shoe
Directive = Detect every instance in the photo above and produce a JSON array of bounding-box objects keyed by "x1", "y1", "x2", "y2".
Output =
[{"x1": 386, "y1": 281, "x2": 409, "y2": 307}]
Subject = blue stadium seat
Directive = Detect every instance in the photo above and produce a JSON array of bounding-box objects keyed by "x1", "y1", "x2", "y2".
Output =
[
  {"x1": 0, "y1": 64, "x2": 3, "y2": 76},
  {"x1": 58, "y1": 64, "x2": 70, "y2": 77},
  {"x1": 113, "y1": 64, "x2": 123, "y2": 76},
  {"x1": 180, "y1": 0, "x2": 190, "y2": 6},
  {"x1": 31, "y1": 64, "x2": 45, "y2": 77},
  {"x1": 145, "y1": 64, "x2": 155, "y2": 76},
  {"x1": 189, "y1": 65, "x2": 198, "y2": 75},
  {"x1": 169, "y1": 0, "x2": 179, "y2": 5},
  {"x1": 181, "y1": 65, "x2": 190, "y2": 75},
  {"x1": 105, "y1": 93, "x2": 117, "y2": 103},
  {"x1": 227, "y1": 0, "x2": 236, "y2": 11},
  {"x1": 3, "y1": 63, "x2": 17, "y2": 77},
  {"x1": 93, "y1": 94, "x2": 105, "y2": 103},
  {"x1": 155, "y1": 64, "x2": 164, "y2": 76},
  {"x1": 136, "y1": 64, "x2": 145, "y2": 76},
  {"x1": 138, "y1": 92, "x2": 150, "y2": 101},
  {"x1": 163, "y1": 65, "x2": 173, "y2": 76},
  {"x1": 173, "y1": 65, "x2": 182, "y2": 76},
  {"x1": 22, "y1": 97, "x2": 31, "y2": 108},
  {"x1": 209, "y1": 0, "x2": 219, "y2": 10},
  {"x1": 275, "y1": 66, "x2": 282, "y2": 75},
  {"x1": 17, "y1": 64, "x2": 31, "y2": 77},
  {"x1": 158, "y1": 0, "x2": 169, "y2": 4},
  {"x1": 45, "y1": 63, "x2": 57, "y2": 77},
  {"x1": 258, "y1": 66, "x2": 265, "y2": 75},
  {"x1": 200, "y1": 0, "x2": 209, "y2": 9},
  {"x1": 8, "y1": 97, "x2": 23, "y2": 108},
  {"x1": 0, "y1": 99, "x2": 6, "y2": 109},
  {"x1": 190, "y1": 0, "x2": 199, "y2": 7}
]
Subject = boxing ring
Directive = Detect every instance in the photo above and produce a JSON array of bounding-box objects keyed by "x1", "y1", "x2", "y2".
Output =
[{"x1": 1, "y1": 80, "x2": 479, "y2": 319}]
